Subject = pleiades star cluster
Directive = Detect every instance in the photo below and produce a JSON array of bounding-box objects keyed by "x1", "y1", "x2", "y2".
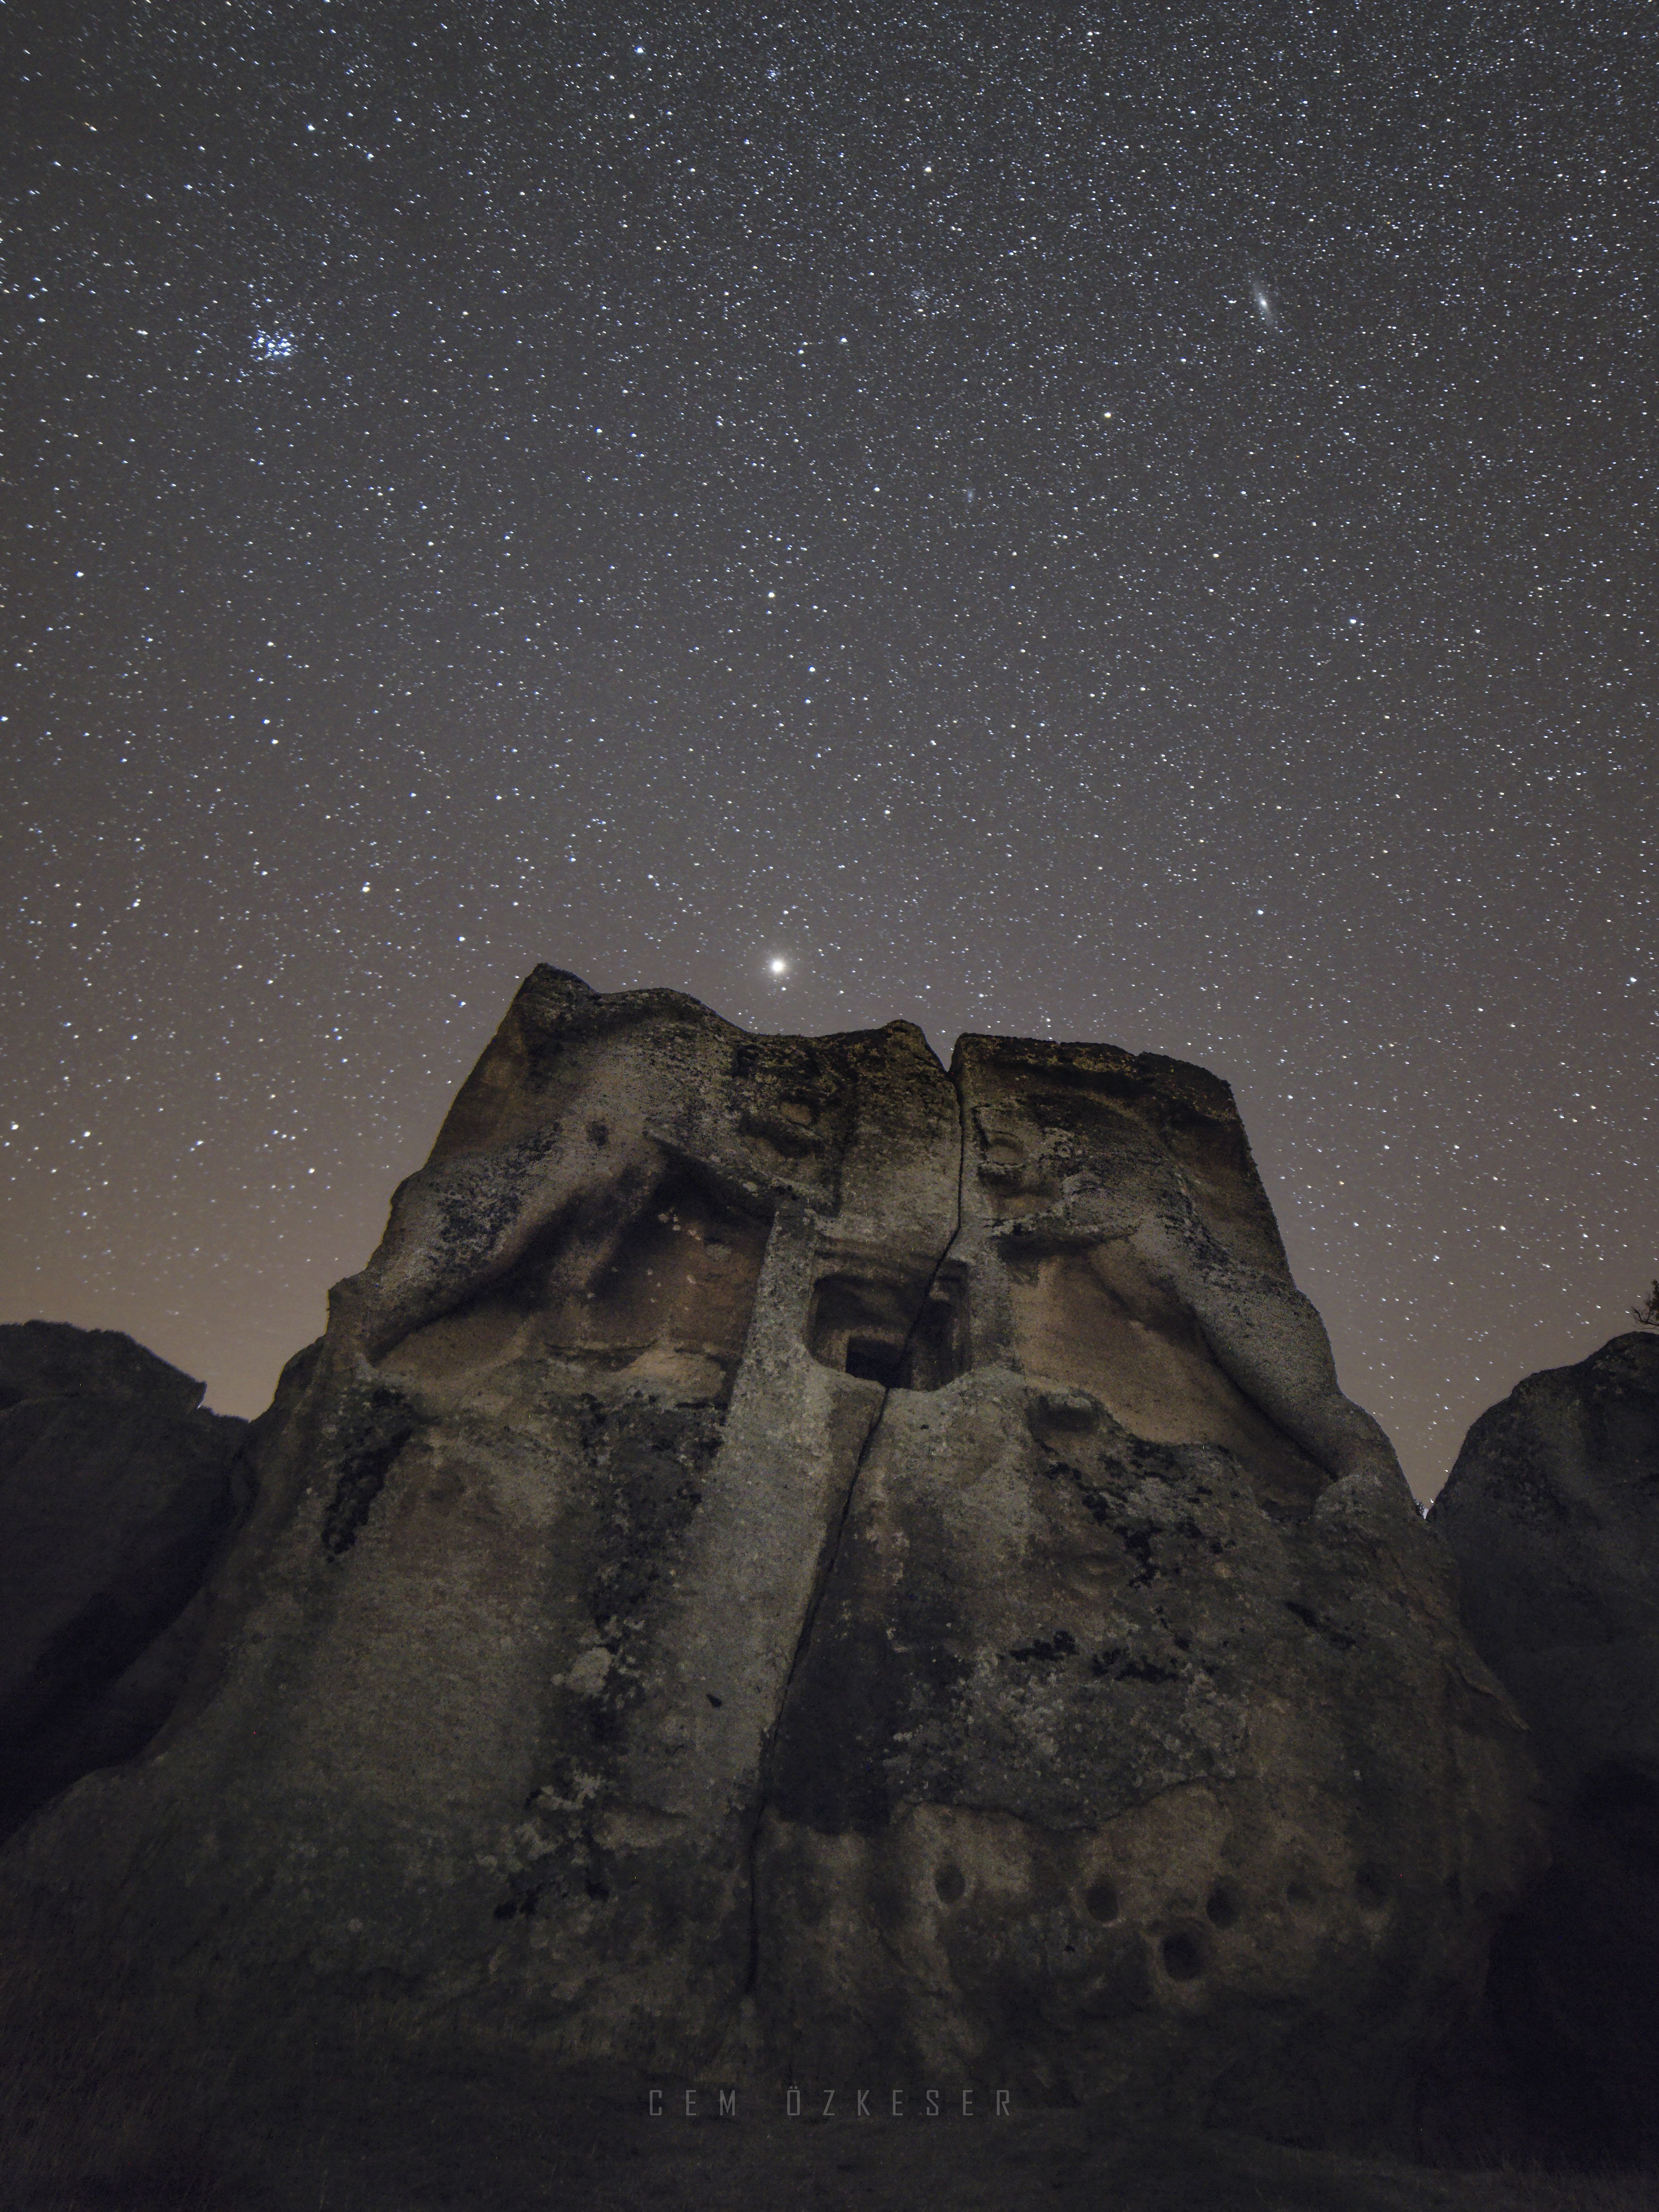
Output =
[{"x1": 3, "y1": 1, "x2": 1654, "y2": 1497}]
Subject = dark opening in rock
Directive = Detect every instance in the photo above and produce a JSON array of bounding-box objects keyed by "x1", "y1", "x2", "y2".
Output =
[
  {"x1": 933, "y1": 1864, "x2": 966, "y2": 1904},
  {"x1": 1354, "y1": 1865, "x2": 1390, "y2": 1910},
  {"x1": 1161, "y1": 1932, "x2": 1204, "y2": 1981},
  {"x1": 808, "y1": 1273, "x2": 966, "y2": 1391},
  {"x1": 1205, "y1": 1884, "x2": 1238, "y2": 1928},
  {"x1": 903, "y1": 1281, "x2": 968, "y2": 1391},
  {"x1": 1084, "y1": 1878, "x2": 1121, "y2": 1924},
  {"x1": 846, "y1": 1336, "x2": 906, "y2": 1387}
]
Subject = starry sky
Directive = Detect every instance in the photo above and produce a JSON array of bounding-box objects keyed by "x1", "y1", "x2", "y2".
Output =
[{"x1": 5, "y1": 0, "x2": 1655, "y2": 1499}]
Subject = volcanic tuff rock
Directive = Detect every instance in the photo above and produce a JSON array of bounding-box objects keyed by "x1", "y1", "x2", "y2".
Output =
[
  {"x1": 0, "y1": 1322, "x2": 251, "y2": 1838},
  {"x1": 0, "y1": 972, "x2": 1542, "y2": 2145},
  {"x1": 1430, "y1": 1333, "x2": 1659, "y2": 2159}
]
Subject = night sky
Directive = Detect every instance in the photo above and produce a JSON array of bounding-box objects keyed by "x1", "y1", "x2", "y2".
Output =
[{"x1": 5, "y1": 2, "x2": 1655, "y2": 1499}]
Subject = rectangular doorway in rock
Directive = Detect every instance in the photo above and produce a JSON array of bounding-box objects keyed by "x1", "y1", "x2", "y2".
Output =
[{"x1": 807, "y1": 1271, "x2": 967, "y2": 1392}]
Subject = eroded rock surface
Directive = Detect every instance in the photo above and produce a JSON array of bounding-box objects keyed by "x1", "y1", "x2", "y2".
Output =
[
  {"x1": 0, "y1": 1322, "x2": 251, "y2": 1836},
  {"x1": 757, "y1": 1036, "x2": 1539, "y2": 2137},
  {"x1": 1429, "y1": 1333, "x2": 1659, "y2": 2159},
  {"x1": 0, "y1": 973, "x2": 1541, "y2": 2147}
]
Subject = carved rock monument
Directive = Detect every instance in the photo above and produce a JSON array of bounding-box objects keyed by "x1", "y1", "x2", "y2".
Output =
[{"x1": 0, "y1": 971, "x2": 1542, "y2": 2145}]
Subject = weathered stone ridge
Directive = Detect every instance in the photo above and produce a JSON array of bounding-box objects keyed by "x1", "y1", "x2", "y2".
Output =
[{"x1": 0, "y1": 971, "x2": 1542, "y2": 2147}]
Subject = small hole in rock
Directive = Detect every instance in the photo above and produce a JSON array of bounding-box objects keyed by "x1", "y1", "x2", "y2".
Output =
[
  {"x1": 934, "y1": 1864, "x2": 966, "y2": 1904},
  {"x1": 1285, "y1": 1881, "x2": 1313, "y2": 1909},
  {"x1": 1205, "y1": 1884, "x2": 1238, "y2": 1929},
  {"x1": 808, "y1": 1273, "x2": 966, "y2": 1390},
  {"x1": 846, "y1": 1336, "x2": 905, "y2": 1387},
  {"x1": 1084, "y1": 1878, "x2": 1120, "y2": 1923},
  {"x1": 1161, "y1": 1932, "x2": 1204, "y2": 1981},
  {"x1": 1355, "y1": 1866, "x2": 1389, "y2": 1909}
]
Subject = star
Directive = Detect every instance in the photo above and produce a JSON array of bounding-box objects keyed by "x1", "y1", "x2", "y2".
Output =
[{"x1": 8, "y1": 0, "x2": 1648, "y2": 1508}]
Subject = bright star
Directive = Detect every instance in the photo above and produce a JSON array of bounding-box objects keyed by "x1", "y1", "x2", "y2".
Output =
[{"x1": 768, "y1": 957, "x2": 788, "y2": 976}]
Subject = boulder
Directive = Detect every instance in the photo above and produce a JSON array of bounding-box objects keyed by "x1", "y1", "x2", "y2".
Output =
[
  {"x1": 0, "y1": 1317, "x2": 210, "y2": 1418},
  {"x1": 0, "y1": 1322, "x2": 251, "y2": 1835},
  {"x1": 1428, "y1": 1331, "x2": 1659, "y2": 2159},
  {"x1": 0, "y1": 973, "x2": 1542, "y2": 2148}
]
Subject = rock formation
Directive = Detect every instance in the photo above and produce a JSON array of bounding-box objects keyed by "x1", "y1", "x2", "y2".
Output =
[
  {"x1": 0, "y1": 1322, "x2": 251, "y2": 1837},
  {"x1": 1429, "y1": 1332, "x2": 1659, "y2": 2160},
  {"x1": 0, "y1": 972, "x2": 1543, "y2": 2146}
]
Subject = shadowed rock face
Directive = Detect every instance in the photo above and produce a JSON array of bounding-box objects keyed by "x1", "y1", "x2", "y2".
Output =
[
  {"x1": 0, "y1": 972, "x2": 1541, "y2": 2146},
  {"x1": 1429, "y1": 1333, "x2": 1659, "y2": 2160},
  {"x1": 0, "y1": 1323, "x2": 251, "y2": 1837}
]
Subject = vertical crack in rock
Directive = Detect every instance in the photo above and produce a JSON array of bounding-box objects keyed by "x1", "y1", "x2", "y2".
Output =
[{"x1": 745, "y1": 1065, "x2": 968, "y2": 1991}]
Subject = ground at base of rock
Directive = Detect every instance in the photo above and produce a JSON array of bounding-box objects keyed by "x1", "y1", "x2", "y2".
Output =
[{"x1": 6, "y1": 2051, "x2": 1653, "y2": 2212}]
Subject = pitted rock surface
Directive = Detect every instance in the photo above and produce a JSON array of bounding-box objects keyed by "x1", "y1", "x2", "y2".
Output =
[{"x1": 0, "y1": 972, "x2": 1541, "y2": 2146}]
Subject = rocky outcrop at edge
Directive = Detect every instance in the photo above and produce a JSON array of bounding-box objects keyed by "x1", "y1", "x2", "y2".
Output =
[
  {"x1": 0, "y1": 1322, "x2": 252, "y2": 1837},
  {"x1": 1429, "y1": 1332, "x2": 1659, "y2": 2161}
]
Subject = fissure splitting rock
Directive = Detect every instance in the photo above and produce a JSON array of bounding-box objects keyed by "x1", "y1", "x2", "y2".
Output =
[{"x1": 0, "y1": 969, "x2": 1542, "y2": 2145}]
